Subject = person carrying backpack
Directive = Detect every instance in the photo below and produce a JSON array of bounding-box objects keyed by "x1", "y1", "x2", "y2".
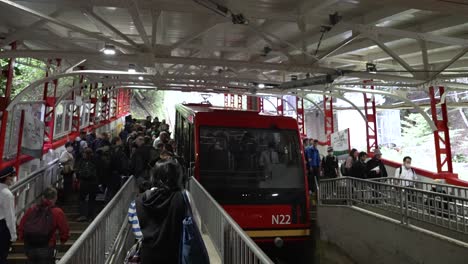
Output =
[
  {"x1": 395, "y1": 156, "x2": 416, "y2": 186},
  {"x1": 321, "y1": 147, "x2": 339, "y2": 179},
  {"x1": 75, "y1": 148, "x2": 99, "y2": 222},
  {"x1": 18, "y1": 187, "x2": 70, "y2": 264}
]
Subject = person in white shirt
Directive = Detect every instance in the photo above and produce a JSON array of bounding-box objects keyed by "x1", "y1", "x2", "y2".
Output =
[
  {"x1": 395, "y1": 156, "x2": 416, "y2": 187},
  {"x1": 259, "y1": 142, "x2": 280, "y2": 180},
  {"x1": 0, "y1": 166, "x2": 17, "y2": 264}
]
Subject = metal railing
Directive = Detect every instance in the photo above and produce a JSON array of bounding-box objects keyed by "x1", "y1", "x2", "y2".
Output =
[
  {"x1": 11, "y1": 159, "x2": 62, "y2": 219},
  {"x1": 369, "y1": 177, "x2": 468, "y2": 199},
  {"x1": 188, "y1": 177, "x2": 274, "y2": 264},
  {"x1": 319, "y1": 177, "x2": 468, "y2": 238},
  {"x1": 58, "y1": 176, "x2": 136, "y2": 264}
]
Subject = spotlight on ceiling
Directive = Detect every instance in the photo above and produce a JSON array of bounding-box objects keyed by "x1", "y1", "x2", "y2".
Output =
[
  {"x1": 138, "y1": 76, "x2": 144, "y2": 81},
  {"x1": 257, "y1": 83, "x2": 265, "y2": 89},
  {"x1": 128, "y1": 64, "x2": 136, "y2": 73},
  {"x1": 103, "y1": 44, "x2": 116, "y2": 55},
  {"x1": 366, "y1": 63, "x2": 377, "y2": 73}
]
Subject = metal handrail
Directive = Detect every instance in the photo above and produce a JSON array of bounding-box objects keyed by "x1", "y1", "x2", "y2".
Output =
[
  {"x1": 10, "y1": 159, "x2": 62, "y2": 219},
  {"x1": 369, "y1": 177, "x2": 468, "y2": 198},
  {"x1": 319, "y1": 177, "x2": 468, "y2": 239},
  {"x1": 10, "y1": 159, "x2": 60, "y2": 193},
  {"x1": 188, "y1": 177, "x2": 274, "y2": 264},
  {"x1": 58, "y1": 176, "x2": 136, "y2": 264}
]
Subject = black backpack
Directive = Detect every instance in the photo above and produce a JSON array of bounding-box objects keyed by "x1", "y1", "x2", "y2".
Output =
[
  {"x1": 23, "y1": 205, "x2": 54, "y2": 247},
  {"x1": 78, "y1": 160, "x2": 97, "y2": 181}
]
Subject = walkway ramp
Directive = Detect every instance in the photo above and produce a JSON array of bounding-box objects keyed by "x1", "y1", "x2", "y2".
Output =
[{"x1": 318, "y1": 177, "x2": 468, "y2": 264}]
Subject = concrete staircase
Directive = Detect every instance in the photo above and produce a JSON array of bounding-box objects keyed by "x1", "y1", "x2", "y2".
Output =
[{"x1": 8, "y1": 198, "x2": 96, "y2": 264}]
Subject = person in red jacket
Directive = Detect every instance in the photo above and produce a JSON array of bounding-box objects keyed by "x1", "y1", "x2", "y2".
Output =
[{"x1": 18, "y1": 187, "x2": 70, "y2": 263}]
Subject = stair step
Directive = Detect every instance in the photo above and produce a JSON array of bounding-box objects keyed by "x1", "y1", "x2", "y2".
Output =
[
  {"x1": 10, "y1": 241, "x2": 75, "y2": 254},
  {"x1": 7, "y1": 252, "x2": 64, "y2": 264}
]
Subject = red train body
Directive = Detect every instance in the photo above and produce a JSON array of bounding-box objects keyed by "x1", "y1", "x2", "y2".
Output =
[{"x1": 175, "y1": 103, "x2": 310, "y2": 243}]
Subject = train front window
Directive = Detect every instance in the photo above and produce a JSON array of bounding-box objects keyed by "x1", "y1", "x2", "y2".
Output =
[{"x1": 199, "y1": 127, "x2": 304, "y2": 195}]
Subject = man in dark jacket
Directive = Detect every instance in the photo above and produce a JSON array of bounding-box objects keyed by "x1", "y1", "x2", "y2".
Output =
[
  {"x1": 136, "y1": 159, "x2": 186, "y2": 264},
  {"x1": 130, "y1": 136, "x2": 158, "y2": 184},
  {"x1": 107, "y1": 136, "x2": 129, "y2": 200},
  {"x1": 351, "y1": 152, "x2": 368, "y2": 179},
  {"x1": 18, "y1": 187, "x2": 70, "y2": 263},
  {"x1": 75, "y1": 148, "x2": 98, "y2": 222},
  {"x1": 366, "y1": 148, "x2": 388, "y2": 179}
]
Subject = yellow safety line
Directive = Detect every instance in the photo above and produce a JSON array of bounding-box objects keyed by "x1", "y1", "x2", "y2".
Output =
[{"x1": 245, "y1": 229, "x2": 311, "y2": 238}]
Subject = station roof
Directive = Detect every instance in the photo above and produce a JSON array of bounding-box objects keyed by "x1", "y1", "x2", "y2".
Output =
[{"x1": 2, "y1": 0, "x2": 468, "y2": 103}]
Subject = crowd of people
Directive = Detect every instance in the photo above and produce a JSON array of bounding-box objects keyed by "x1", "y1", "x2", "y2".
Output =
[
  {"x1": 0, "y1": 114, "x2": 199, "y2": 264},
  {"x1": 303, "y1": 138, "x2": 416, "y2": 193}
]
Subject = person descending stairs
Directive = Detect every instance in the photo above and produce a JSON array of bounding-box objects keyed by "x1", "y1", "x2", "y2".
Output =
[{"x1": 7, "y1": 193, "x2": 92, "y2": 264}]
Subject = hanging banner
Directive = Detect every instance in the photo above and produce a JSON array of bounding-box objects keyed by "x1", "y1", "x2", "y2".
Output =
[
  {"x1": 330, "y1": 128, "x2": 350, "y2": 158},
  {"x1": 21, "y1": 110, "x2": 45, "y2": 158}
]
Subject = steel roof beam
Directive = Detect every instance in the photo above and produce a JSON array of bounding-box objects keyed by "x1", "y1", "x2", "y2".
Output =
[
  {"x1": 350, "y1": 23, "x2": 468, "y2": 46},
  {"x1": 82, "y1": 8, "x2": 139, "y2": 48},
  {"x1": 170, "y1": 21, "x2": 222, "y2": 50},
  {"x1": 0, "y1": 0, "x2": 136, "y2": 52},
  {"x1": 151, "y1": 9, "x2": 161, "y2": 49},
  {"x1": 0, "y1": 8, "x2": 63, "y2": 47},
  {"x1": 127, "y1": 0, "x2": 151, "y2": 49},
  {"x1": 368, "y1": 36, "x2": 416, "y2": 77}
]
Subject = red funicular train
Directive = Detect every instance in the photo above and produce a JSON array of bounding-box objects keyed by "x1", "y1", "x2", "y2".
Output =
[{"x1": 175, "y1": 103, "x2": 310, "y2": 244}]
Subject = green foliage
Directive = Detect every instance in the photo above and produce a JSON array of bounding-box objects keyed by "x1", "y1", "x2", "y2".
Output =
[
  {"x1": 1, "y1": 58, "x2": 46, "y2": 98},
  {"x1": 401, "y1": 113, "x2": 433, "y2": 146}
]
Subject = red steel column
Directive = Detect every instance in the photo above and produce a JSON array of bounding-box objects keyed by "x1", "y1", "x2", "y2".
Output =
[
  {"x1": 259, "y1": 97, "x2": 264, "y2": 113},
  {"x1": 277, "y1": 97, "x2": 284, "y2": 116},
  {"x1": 101, "y1": 87, "x2": 109, "y2": 123},
  {"x1": 237, "y1": 95, "x2": 243, "y2": 109},
  {"x1": 224, "y1": 94, "x2": 229, "y2": 107},
  {"x1": 323, "y1": 94, "x2": 334, "y2": 145},
  {"x1": 230, "y1": 94, "x2": 235, "y2": 108},
  {"x1": 429, "y1": 86, "x2": 454, "y2": 174},
  {"x1": 0, "y1": 42, "x2": 16, "y2": 161},
  {"x1": 296, "y1": 97, "x2": 305, "y2": 137},
  {"x1": 111, "y1": 88, "x2": 117, "y2": 118},
  {"x1": 363, "y1": 80, "x2": 378, "y2": 153},
  {"x1": 89, "y1": 83, "x2": 98, "y2": 126},
  {"x1": 43, "y1": 59, "x2": 61, "y2": 150},
  {"x1": 71, "y1": 72, "x2": 84, "y2": 133}
]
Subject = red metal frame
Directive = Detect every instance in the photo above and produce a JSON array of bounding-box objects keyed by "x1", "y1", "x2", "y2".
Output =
[
  {"x1": 363, "y1": 80, "x2": 378, "y2": 153},
  {"x1": 237, "y1": 95, "x2": 243, "y2": 109},
  {"x1": 277, "y1": 97, "x2": 284, "y2": 116},
  {"x1": 429, "y1": 86, "x2": 454, "y2": 175},
  {"x1": 71, "y1": 72, "x2": 84, "y2": 133},
  {"x1": 230, "y1": 94, "x2": 235, "y2": 108},
  {"x1": 42, "y1": 59, "x2": 61, "y2": 150},
  {"x1": 323, "y1": 94, "x2": 334, "y2": 145},
  {"x1": 0, "y1": 42, "x2": 16, "y2": 160},
  {"x1": 89, "y1": 83, "x2": 98, "y2": 125},
  {"x1": 246, "y1": 96, "x2": 253, "y2": 110},
  {"x1": 259, "y1": 97, "x2": 264, "y2": 113},
  {"x1": 296, "y1": 97, "x2": 305, "y2": 137}
]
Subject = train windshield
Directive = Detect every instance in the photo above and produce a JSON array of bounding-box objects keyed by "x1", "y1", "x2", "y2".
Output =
[{"x1": 199, "y1": 126, "x2": 305, "y2": 202}]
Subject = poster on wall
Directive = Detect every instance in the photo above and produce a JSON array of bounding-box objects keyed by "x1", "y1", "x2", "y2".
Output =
[
  {"x1": 330, "y1": 128, "x2": 350, "y2": 158},
  {"x1": 21, "y1": 110, "x2": 45, "y2": 158}
]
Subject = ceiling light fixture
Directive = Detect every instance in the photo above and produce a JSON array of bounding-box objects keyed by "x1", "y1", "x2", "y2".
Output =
[
  {"x1": 128, "y1": 64, "x2": 136, "y2": 73},
  {"x1": 366, "y1": 63, "x2": 377, "y2": 73},
  {"x1": 138, "y1": 76, "x2": 144, "y2": 81},
  {"x1": 257, "y1": 83, "x2": 265, "y2": 89},
  {"x1": 103, "y1": 44, "x2": 116, "y2": 55}
]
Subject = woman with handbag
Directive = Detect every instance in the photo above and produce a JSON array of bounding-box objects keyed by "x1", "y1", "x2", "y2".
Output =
[
  {"x1": 135, "y1": 159, "x2": 186, "y2": 264},
  {"x1": 59, "y1": 142, "x2": 75, "y2": 201}
]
